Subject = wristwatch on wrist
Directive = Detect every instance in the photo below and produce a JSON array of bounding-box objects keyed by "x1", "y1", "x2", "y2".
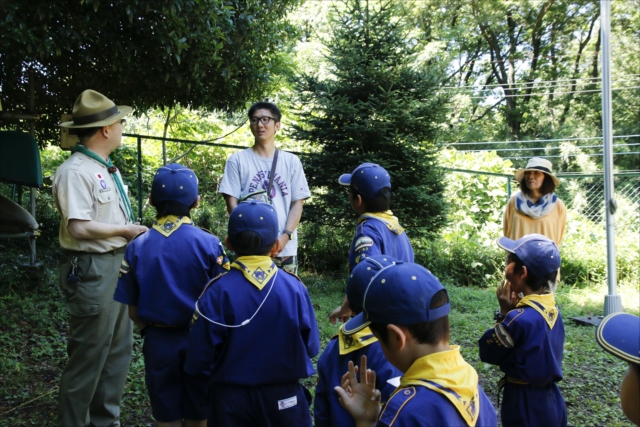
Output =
[
  {"x1": 283, "y1": 230, "x2": 293, "y2": 240},
  {"x1": 494, "y1": 310, "x2": 506, "y2": 322}
]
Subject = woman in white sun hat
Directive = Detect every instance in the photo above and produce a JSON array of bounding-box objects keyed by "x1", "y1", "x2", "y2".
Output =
[{"x1": 503, "y1": 157, "x2": 566, "y2": 247}]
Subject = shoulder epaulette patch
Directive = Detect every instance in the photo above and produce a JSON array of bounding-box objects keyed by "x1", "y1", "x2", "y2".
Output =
[
  {"x1": 199, "y1": 227, "x2": 214, "y2": 236},
  {"x1": 379, "y1": 387, "x2": 417, "y2": 425}
]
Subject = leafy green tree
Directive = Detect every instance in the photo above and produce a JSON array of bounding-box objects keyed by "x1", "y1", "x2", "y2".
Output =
[
  {"x1": 291, "y1": 0, "x2": 448, "y2": 234},
  {"x1": 0, "y1": 0, "x2": 301, "y2": 146}
]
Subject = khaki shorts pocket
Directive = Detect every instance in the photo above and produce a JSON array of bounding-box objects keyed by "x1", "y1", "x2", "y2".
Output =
[{"x1": 67, "y1": 302, "x2": 100, "y2": 317}]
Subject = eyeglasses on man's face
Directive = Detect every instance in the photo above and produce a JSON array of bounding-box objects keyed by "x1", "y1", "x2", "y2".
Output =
[{"x1": 250, "y1": 116, "x2": 276, "y2": 125}]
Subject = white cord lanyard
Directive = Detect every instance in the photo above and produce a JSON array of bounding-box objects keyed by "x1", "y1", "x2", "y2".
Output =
[{"x1": 194, "y1": 270, "x2": 278, "y2": 328}]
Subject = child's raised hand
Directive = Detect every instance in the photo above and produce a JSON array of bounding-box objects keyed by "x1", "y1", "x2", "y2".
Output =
[
  {"x1": 334, "y1": 355, "x2": 381, "y2": 427},
  {"x1": 496, "y1": 280, "x2": 519, "y2": 314}
]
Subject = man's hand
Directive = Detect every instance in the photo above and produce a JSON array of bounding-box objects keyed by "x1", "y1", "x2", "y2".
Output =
[
  {"x1": 496, "y1": 280, "x2": 519, "y2": 314},
  {"x1": 276, "y1": 234, "x2": 290, "y2": 255},
  {"x1": 329, "y1": 296, "x2": 352, "y2": 325},
  {"x1": 123, "y1": 223, "x2": 148, "y2": 241},
  {"x1": 334, "y1": 356, "x2": 381, "y2": 427}
]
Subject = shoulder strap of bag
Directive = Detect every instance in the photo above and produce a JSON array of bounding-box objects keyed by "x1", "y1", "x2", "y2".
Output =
[{"x1": 267, "y1": 149, "x2": 279, "y2": 200}]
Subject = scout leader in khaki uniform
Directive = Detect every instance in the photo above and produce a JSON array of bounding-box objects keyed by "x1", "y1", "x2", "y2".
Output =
[{"x1": 53, "y1": 90, "x2": 147, "y2": 427}]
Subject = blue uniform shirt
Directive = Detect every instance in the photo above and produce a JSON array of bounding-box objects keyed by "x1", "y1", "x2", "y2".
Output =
[
  {"x1": 114, "y1": 216, "x2": 229, "y2": 326},
  {"x1": 315, "y1": 327, "x2": 402, "y2": 427},
  {"x1": 348, "y1": 212, "x2": 414, "y2": 272},
  {"x1": 378, "y1": 347, "x2": 497, "y2": 427},
  {"x1": 478, "y1": 294, "x2": 567, "y2": 426},
  {"x1": 184, "y1": 257, "x2": 320, "y2": 385}
]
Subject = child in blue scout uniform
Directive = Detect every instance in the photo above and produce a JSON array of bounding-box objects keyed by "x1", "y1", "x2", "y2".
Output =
[
  {"x1": 596, "y1": 313, "x2": 640, "y2": 426},
  {"x1": 479, "y1": 234, "x2": 567, "y2": 427},
  {"x1": 315, "y1": 255, "x2": 403, "y2": 427},
  {"x1": 114, "y1": 163, "x2": 230, "y2": 427},
  {"x1": 330, "y1": 163, "x2": 414, "y2": 324},
  {"x1": 184, "y1": 201, "x2": 320, "y2": 427},
  {"x1": 335, "y1": 262, "x2": 497, "y2": 427}
]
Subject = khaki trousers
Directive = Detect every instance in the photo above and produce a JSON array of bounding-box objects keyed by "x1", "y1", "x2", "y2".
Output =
[{"x1": 57, "y1": 249, "x2": 133, "y2": 427}]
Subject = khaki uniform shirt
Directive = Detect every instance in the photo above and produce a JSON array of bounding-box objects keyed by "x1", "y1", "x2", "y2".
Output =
[{"x1": 53, "y1": 151, "x2": 131, "y2": 252}]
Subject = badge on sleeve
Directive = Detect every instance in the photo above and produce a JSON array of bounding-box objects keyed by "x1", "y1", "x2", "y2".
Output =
[
  {"x1": 354, "y1": 236, "x2": 374, "y2": 253},
  {"x1": 495, "y1": 323, "x2": 515, "y2": 348}
]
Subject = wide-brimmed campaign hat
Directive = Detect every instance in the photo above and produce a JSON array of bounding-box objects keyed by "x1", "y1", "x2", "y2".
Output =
[
  {"x1": 515, "y1": 157, "x2": 560, "y2": 187},
  {"x1": 60, "y1": 90, "x2": 132, "y2": 128}
]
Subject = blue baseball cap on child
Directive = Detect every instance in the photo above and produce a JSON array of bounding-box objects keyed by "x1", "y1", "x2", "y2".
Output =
[
  {"x1": 338, "y1": 163, "x2": 391, "y2": 199},
  {"x1": 228, "y1": 201, "x2": 278, "y2": 253},
  {"x1": 496, "y1": 234, "x2": 561, "y2": 276},
  {"x1": 344, "y1": 255, "x2": 401, "y2": 333},
  {"x1": 596, "y1": 313, "x2": 640, "y2": 365},
  {"x1": 151, "y1": 163, "x2": 199, "y2": 208},
  {"x1": 344, "y1": 262, "x2": 450, "y2": 332}
]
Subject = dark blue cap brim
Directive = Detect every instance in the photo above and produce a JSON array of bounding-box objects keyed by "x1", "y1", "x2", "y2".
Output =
[
  {"x1": 496, "y1": 236, "x2": 517, "y2": 253},
  {"x1": 342, "y1": 312, "x2": 370, "y2": 335},
  {"x1": 596, "y1": 312, "x2": 640, "y2": 364},
  {"x1": 338, "y1": 173, "x2": 352, "y2": 186}
]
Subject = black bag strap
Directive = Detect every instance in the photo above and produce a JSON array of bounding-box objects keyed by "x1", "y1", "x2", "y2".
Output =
[{"x1": 267, "y1": 149, "x2": 279, "y2": 200}]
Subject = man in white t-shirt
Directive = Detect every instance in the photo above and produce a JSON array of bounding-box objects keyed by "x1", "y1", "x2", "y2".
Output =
[{"x1": 219, "y1": 102, "x2": 310, "y2": 274}]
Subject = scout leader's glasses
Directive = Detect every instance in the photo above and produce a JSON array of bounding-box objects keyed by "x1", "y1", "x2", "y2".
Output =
[{"x1": 250, "y1": 116, "x2": 276, "y2": 125}]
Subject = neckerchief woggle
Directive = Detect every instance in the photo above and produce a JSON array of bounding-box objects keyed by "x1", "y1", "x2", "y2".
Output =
[
  {"x1": 337, "y1": 324, "x2": 378, "y2": 355},
  {"x1": 232, "y1": 256, "x2": 277, "y2": 290},
  {"x1": 516, "y1": 293, "x2": 559, "y2": 329},
  {"x1": 72, "y1": 144, "x2": 135, "y2": 222},
  {"x1": 399, "y1": 346, "x2": 480, "y2": 427},
  {"x1": 152, "y1": 215, "x2": 193, "y2": 237},
  {"x1": 358, "y1": 210, "x2": 405, "y2": 234}
]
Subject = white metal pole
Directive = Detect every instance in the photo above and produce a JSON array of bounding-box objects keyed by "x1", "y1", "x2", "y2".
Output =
[{"x1": 600, "y1": 0, "x2": 622, "y2": 315}]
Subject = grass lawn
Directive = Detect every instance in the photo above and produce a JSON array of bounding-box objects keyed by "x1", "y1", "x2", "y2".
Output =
[{"x1": 0, "y1": 247, "x2": 638, "y2": 426}]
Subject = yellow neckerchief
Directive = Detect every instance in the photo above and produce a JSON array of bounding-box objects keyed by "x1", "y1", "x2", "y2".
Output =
[
  {"x1": 231, "y1": 256, "x2": 277, "y2": 290},
  {"x1": 357, "y1": 210, "x2": 405, "y2": 234},
  {"x1": 516, "y1": 293, "x2": 559, "y2": 329},
  {"x1": 152, "y1": 215, "x2": 193, "y2": 237},
  {"x1": 337, "y1": 324, "x2": 378, "y2": 355},
  {"x1": 400, "y1": 346, "x2": 480, "y2": 427}
]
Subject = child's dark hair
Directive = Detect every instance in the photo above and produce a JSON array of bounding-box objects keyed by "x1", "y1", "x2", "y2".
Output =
[
  {"x1": 229, "y1": 230, "x2": 274, "y2": 256},
  {"x1": 507, "y1": 252, "x2": 557, "y2": 292},
  {"x1": 520, "y1": 173, "x2": 556, "y2": 196},
  {"x1": 154, "y1": 200, "x2": 194, "y2": 219},
  {"x1": 248, "y1": 102, "x2": 281, "y2": 123},
  {"x1": 369, "y1": 289, "x2": 450, "y2": 346},
  {"x1": 350, "y1": 185, "x2": 391, "y2": 212}
]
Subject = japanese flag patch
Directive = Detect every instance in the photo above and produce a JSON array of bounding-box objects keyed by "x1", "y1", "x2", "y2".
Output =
[{"x1": 278, "y1": 396, "x2": 297, "y2": 410}]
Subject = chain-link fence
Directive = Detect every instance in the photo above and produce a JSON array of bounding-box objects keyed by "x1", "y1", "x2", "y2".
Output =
[{"x1": 564, "y1": 174, "x2": 639, "y2": 225}]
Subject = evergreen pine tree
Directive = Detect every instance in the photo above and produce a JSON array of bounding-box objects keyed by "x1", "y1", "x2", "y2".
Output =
[{"x1": 292, "y1": 0, "x2": 448, "y2": 233}]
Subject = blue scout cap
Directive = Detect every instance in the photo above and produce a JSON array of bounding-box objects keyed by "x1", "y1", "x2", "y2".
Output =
[
  {"x1": 338, "y1": 163, "x2": 391, "y2": 199},
  {"x1": 345, "y1": 255, "x2": 401, "y2": 325},
  {"x1": 228, "y1": 201, "x2": 278, "y2": 253},
  {"x1": 596, "y1": 313, "x2": 640, "y2": 365},
  {"x1": 496, "y1": 234, "x2": 561, "y2": 277},
  {"x1": 344, "y1": 262, "x2": 450, "y2": 332},
  {"x1": 151, "y1": 163, "x2": 199, "y2": 208}
]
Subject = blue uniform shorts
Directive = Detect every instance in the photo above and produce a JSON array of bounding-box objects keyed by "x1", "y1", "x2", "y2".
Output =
[
  {"x1": 143, "y1": 326, "x2": 208, "y2": 422},
  {"x1": 208, "y1": 381, "x2": 312, "y2": 427}
]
